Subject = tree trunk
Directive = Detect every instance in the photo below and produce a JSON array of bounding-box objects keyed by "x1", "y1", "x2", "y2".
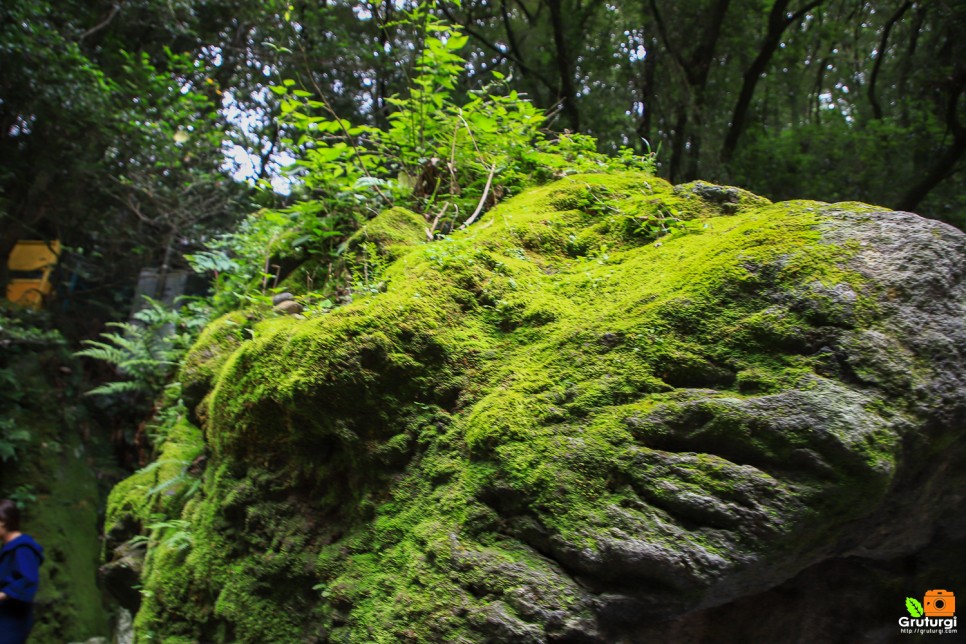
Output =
[
  {"x1": 868, "y1": 1, "x2": 913, "y2": 120},
  {"x1": 648, "y1": 0, "x2": 731, "y2": 181},
  {"x1": 897, "y1": 70, "x2": 965, "y2": 212},
  {"x1": 721, "y1": 0, "x2": 823, "y2": 165},
  {"x1": 895, "y1": 137, "x2": 965, "y2": 212},
  {"x1": 546, "y1": 0, "x2": 581, "y2": 131},
  {"x1": 669, "y1": 104, "x2": 688, "y2": 184},
  {"x1": 635, "y1": 38, "x2": 658, "y2": 153}
]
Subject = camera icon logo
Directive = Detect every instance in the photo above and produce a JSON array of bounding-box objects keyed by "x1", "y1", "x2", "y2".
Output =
[{"x1": 924, "y1": 590, "x2": 956, "y2": 617}]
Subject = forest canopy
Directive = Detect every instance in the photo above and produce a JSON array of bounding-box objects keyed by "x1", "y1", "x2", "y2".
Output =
[{"x1": 1, "y1": 0, "x2": 964, "y2": 326}]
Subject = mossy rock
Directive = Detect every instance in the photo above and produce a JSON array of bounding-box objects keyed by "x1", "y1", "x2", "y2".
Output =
[
  {"x1": 179, "y1": 310, "x2": 254, "y2": 418},
  {"x1": 101, "y1": 418, "x2": 205, "y2": 616},
  {"x1": 110, "y1": 172, "x2": 966, "y2": 642},
  {"x1": 346, "y1": 206, "x2": 428, "y2": 256},
  {"x1": 104, "y1": 419, "x2": 204, "y2": 538}
]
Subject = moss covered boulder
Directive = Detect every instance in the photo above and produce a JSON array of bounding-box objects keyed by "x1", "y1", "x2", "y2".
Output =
[{"x1": 105, "y1": 172, "x2": 966, "y2": 642}]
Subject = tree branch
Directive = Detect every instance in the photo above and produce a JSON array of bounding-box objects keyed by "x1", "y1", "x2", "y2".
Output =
[
  {"x1": 440, "y1": 3, "x2": 556, "y2": 94},
  {"x1": 460, "y1": 163, "x2": 497, "y2": 229},
  {"x1": 80, "y1": 3, "x2": 122, "y2": 41},
  {"x1": 721, "y1": 0, "x2": 824, "y2": 164},
  {"x1": 647, "y1": 0, "x2": 687, "y2": 73},
  {"x1": 514, "y1": 0, "x2": 537, "y2": 26},
  {"x1": 896, "y1": 69, "x2": 965, "y2": 211},
  {"x1": 868, "y1": 0, "x2": 913, "y2": 120}
]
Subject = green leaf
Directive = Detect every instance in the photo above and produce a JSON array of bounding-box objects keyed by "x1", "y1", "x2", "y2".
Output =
[
  {"x1": 446, "y1": 34, "x2": 468, "y2": 50},
  {"x1": 0, "y1": 443, "x2": 16, "y2": 462},
  {"x1": 906, "y1": 597, "x2": 924, "y2": 617}
]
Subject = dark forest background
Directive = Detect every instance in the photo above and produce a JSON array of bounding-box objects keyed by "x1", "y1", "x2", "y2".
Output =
[{"x1": 2, "y1": 0, "x2": 964, "y2": 332}]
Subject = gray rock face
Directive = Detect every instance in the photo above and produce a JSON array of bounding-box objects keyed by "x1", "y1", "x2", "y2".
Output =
[
  {"x1": 584, "y1": 211, "x2": 962, "y2": 639},
  {"x1": 99, "y1": 541, "x2": 146, "y2": 612},
  {"x1": 599, "y1": 210, "x2": 962, "y2": 638},
  {"x1": 465, "y1": 208, "x2": 966, "y2": 641}
]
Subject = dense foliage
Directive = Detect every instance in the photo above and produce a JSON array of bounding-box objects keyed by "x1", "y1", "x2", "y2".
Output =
[
  {"x1": 194, "y1": 7, "x2": 654, "y2": 314},
  {"x1": 0, "y1": 305, "x2": 64, "y2": 462},
  {"x1": 0, "y1": 0, "x2": 249, "y2": 326},
  {"x1": 2, "y1": 1, "x2": 963, "y2": 333},
  {"x1": 440, "y1": 0, "x2": 966, "y2": 224}
]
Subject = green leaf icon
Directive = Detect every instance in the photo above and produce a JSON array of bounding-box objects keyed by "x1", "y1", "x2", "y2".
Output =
[{"x1": 906, "y1": 597, "x2": 924, "y2": 618}]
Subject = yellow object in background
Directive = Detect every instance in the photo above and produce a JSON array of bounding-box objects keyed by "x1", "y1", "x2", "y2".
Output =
[{"x1": 6, "y1": 240, "x2": 60, "y2": 308}]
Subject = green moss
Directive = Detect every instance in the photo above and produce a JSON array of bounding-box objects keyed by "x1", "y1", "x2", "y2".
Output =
[
  {"x1": 347, "y1": 206, "x2": 428, "y2": 258},
  {"x1": 105, "y1": 419, "x2": 204, "y2": 536},
  {"x1": 128, "y1": 458, "x2": 331, "y2": 642},
  {"x1": 111, "y1": 171, "x2": 925, "y2": 641},
  {"x1": 180, "y1": 310, "x2": 255, "y2": 415}
]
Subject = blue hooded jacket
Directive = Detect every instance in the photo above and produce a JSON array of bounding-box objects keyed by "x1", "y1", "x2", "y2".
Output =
[
  {"x1": 0, "y1": 534, "x2": 44, "y2": 603},
  {"x1": 0, "y1": 534, "x2": 44, "y2": 644}
]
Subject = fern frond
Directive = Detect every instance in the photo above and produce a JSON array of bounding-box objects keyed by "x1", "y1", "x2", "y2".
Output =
[
  {"x1": 75, "y1": 342, "x2": 127, "y2": 363},
  {"x1": 148, "y1": 476, "x2": 183, "y2": 497},
  {"x1": 120, "y1": 358, "x2": 177, "y2": 370},
  {"x1": 84, "y1": 380, "x2": 146, "y2": 396}
]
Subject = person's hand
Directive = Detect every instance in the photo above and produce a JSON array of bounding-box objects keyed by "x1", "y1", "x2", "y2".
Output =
[{"x1": 0, "y1": 592, "x2": 7, "y2": 602}]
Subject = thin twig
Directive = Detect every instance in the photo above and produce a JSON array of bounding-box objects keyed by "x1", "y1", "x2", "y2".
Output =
[
  {"x1": 449, "y1": 122, "x2": 460, "y2": 166},
  {"x1": 298, "y1": 49, "x2": 391, "y2": 204},
  {"x1": 81, "y1": 3, "x2": 121, "y2": 40},
  {"x1": 426, "y1": 202, "x2": 449, "y2": 240},
  {"x1": 460, "y1": 163, "x2": 497, "y2": 230},
  {"x1": 456, "y1": 112, "x2": 486, "y2": 165},
  {"x1": 271, "y1": 264, "x2": 282, "y2": 288},
  {"x1": 448, "y1": 121, "x2": 460, "y2": 193}
]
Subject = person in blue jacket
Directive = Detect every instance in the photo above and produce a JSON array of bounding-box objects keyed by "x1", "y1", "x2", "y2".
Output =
[{"x1": 0, "y1": 499, "x2": 44, "y2": 644}]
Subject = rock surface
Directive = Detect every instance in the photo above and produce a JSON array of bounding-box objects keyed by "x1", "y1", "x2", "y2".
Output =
[
  {"x1": 273, "y1": 299, "x2": 303, "y2": 315},
  {"x1": 99, "y1": 540, "x2": 145, "y2": 613},
  {"x1": 104, "y1": 172, "x2": 966, "y2": 642}
]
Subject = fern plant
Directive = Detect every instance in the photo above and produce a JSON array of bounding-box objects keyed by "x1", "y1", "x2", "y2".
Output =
[
  {"x1": 136, "y1": 455, "x2": 203, "y2": 504},
  {"x1": 75, "y1": 297, "x2": 202, "y2": 401},
  {"x1": 132, "y1": 515, "x2": 194, "y2": 552}
]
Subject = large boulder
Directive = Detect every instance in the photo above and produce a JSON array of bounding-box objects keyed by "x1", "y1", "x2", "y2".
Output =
[{"x1": 106, "y1": 172, "x2": 966, "y2": 642}]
